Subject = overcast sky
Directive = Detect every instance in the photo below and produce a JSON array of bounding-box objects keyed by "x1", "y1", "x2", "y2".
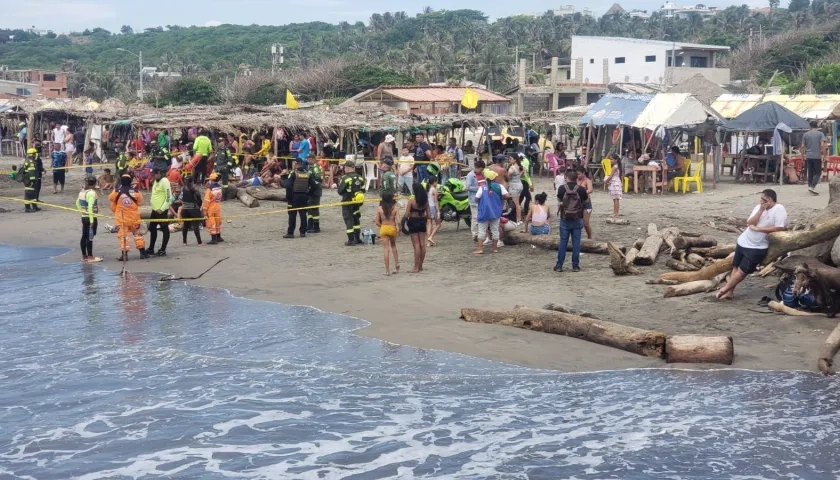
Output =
[{"x1": 1, "y1": 0, "x2": 768, "y2": 33}]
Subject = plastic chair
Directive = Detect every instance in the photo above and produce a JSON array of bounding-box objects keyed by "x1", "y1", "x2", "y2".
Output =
[
  {"x1": 677, "y1": 161, "x2": 703, "y2": 193},
  {"x1": 363, "y1": 160, "x2": 379, "y2": 191},
  {"x1": 622, "y1": 175, "x2": 630, "y2": 193},
  {"x1": 823, "y1": 156, "x2": 840, "y2": 181},
  {"x1": 670, "y1": 162, "x2": 691, "y2": 193},
  {"x1": 545, "y1": 153, "x2": 560, "y2": 178},
  {"x1": 601, "y1": 158, "x2": 612, "y2": 190}
]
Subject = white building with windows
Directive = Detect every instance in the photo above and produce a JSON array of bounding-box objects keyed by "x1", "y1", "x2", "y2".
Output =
[
  {"x1": 659, "y1": 2, "x2": 719, "y2": 19},
  {"x1": 570, "y1": 36, "x2": 730, "y2": 86}
]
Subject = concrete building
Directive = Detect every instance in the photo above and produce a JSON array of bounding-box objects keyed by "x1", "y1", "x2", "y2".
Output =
[
  {"x1": 520, "y1": 5, "x2": 593, "y2": 17},
  {"x1": 350, "y1": 86, "x2": 510, "y2": 114},
  {"x1": 659, "y1": 2, "x2": 719, "y2": 19},
  {"x1": 0, "y1": 70, "x2": 69, "y2": 98},
  {"x1": 570, "y1": 36, "x2": 730, "y2": 86},
  {"x1": 508, "y1": 57, "x2": 608, "y2": 113},
  {"x1": 0, "y1": 79, "x2": 40, "y2": 98}
]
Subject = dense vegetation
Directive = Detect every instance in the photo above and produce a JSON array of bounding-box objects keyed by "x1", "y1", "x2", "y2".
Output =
[{"x1": 3, "y1": 3, "x2": 840, "y2": 104}]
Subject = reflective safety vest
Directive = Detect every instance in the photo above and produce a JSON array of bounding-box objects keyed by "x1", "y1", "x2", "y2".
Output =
[
  {"x1": 293, "y1": 171, "x2": 311, "y2": 194},
  {"x1": 116, "y1": 153, "x2": 129, "y2": 173},
  {"x1": 76, "y1": 188, "x2": 99, "y2": 219},
  {"x1": 23, "y1": 156, "x2": 37, "y2": 188}
]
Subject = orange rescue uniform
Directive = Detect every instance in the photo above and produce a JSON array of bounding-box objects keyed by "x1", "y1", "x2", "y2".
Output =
[
  {"x1": 109, "y1": 187, "x2": 146, "y2": 252},
  {"x1": 203, "y1": 182, "x2": 223, "y2": 235}
]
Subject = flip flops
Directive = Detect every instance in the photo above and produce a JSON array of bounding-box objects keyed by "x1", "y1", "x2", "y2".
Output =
[{"x1": 757, "y1": 296, "x2": 772, "y2": 307}]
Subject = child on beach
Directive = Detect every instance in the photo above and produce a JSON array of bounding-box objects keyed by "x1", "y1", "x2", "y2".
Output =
[
  {"x1": 375, "y1": 193, "x2": 400, "y2": 275},
  {"x1": 97, "y1": 168, "x2": 115, "y2": 194},
  {"x1": 426, "y1": 176, "x2": 441, "y2": 247},
  {"x1": 9, "y1": 165, "x2": 17, "y2": 181},
  {"x1": 606, "y1": 155, "x2": 623, "y2": 217}
]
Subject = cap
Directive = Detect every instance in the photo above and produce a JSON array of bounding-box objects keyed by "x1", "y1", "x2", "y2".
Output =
[
  {"x1": 493, "y1": 154, "x2": 507, "y2": 164},
  {"x1": 343, "y1": 160, "x2": 355, "y2": 168},
  {"x1": 384, "y1": 134, "x2": 396, "y2": 143},
  {"x1": 381, "y1": 156, "x2": 394, "y2": 166}
]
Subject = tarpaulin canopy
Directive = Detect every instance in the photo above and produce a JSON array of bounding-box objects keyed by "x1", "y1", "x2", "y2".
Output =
[
  {"x1": 712, "y1": 94, "x2": 840, "y2": 120},
  {"x1": 632, "y1": 93, "x2": 722, "y2": 130},
  {"x1": 580, "y1": 94, "x2": 653, "y2": 126},
  {"x1": 721, "y1": 102, "x2": 810, "y2": 132}
]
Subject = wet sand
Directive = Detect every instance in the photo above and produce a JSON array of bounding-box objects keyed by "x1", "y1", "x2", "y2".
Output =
[{"x1": 0, "y1": 159, "x2": 832, "y2": 372}]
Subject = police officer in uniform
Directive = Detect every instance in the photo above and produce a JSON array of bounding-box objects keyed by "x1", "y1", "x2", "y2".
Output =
[
  {"x1": 338, "y1": 160, "x2": 365, "y2": 246},
  {"x1": 32, "y1": 142, "x2": 44, "y2": 206},
  {"x1": 23, "y1": 148, "x2": 40, "y2": 213},
  {"x1": 214, "y1": 138, "x2": 236, "y2": 201},
  {"x1": 307, "y1": 161, "x2": 323, "y2": 233},
  {"x1": 115, "y1": 143, "x2": 130, "y2": 178},
  {"x1": 150, "y1": 140, "x2": 171, "y2": 173},
  {"x1": 284, "y1": 159, "x2": 316, "y2": 239}
]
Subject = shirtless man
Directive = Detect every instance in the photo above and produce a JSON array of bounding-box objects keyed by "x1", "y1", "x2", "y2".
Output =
[{"x1": 489, "y1": 154, "x2": 509, "y2": 189}]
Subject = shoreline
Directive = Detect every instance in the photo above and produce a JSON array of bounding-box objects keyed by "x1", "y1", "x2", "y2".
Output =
[{"x1": 1, "y1": 169, "x2": 835, "y2": 373}]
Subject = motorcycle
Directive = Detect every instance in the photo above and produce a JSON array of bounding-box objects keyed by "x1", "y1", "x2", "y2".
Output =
[{"x1": 438, "y1": 178, "x2": 471, "y2": 229}]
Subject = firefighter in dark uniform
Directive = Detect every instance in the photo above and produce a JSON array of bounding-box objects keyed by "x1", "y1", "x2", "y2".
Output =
[
  {"x1": 150, "y1": 140, "x2": 171, "y2": 173},
  {"x1": 214, "y1": 138, "x2": 236, "y2": 201},
  {"x1": 115, "y1": 143, "x2": 130, "y2": 178},
  {"x1": 32, "y1": 141, "x2": 44, "y2": 206},
  {"x1": 338, "y1": 160, "x2": 365, "y2": 246},
  {"x1": 284, "y1": 159, "x2": 316, "y2": 239},
  {"x1": 307, "y1": 161, "x2": 323, "y2": 233},
  {"x1": 23, "y1": 148, "x2": 40, "y2": 212}
]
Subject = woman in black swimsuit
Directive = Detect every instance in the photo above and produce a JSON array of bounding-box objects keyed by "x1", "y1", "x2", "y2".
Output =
[{"x1": 403, "y1": 182, "x2": 430, "y2": 273}]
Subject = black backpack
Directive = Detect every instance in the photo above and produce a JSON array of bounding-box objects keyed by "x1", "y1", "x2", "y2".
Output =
[{"x1": 562, "y1": 184, "x2": 583, "y2": 221}]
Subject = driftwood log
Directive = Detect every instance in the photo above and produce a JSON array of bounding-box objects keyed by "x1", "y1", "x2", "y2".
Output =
[
  {"x1": 624, "y1": 246, "x2": 639, "y2": 267},
  {"x1": 246, "y1": 187, "x2": 287, "y2": 201},
  {"x1": 674, "y1": 235, "x2": 718, "y2": 250},
  {"x1": 609, "y1": 241, "x2": 641, "y2": 275},
  {"x1": 542, "y1": 303, "x2": 600, "y2": 319},
  {"x1": 818, "y1": 322, "x2": 840, "y2": 375},
  {"x1": 803, "y1": 175, "x2": 840, "y2": 262},
  {"x1": 690, "y1": 244, "x2": 735, "y2": 258},
  {"x1": 664, "y1": 279, "x2": 720, "y2": 298},
  {"x1": 657, "y1": 254, "x2": 734, "y2": 284},
  {"x1": 606, "y1": 217, "x2": 630, "y2": 225},
  {"x1": 665, "y1": 258, "x2": 700, "y2": 272},
  {"x1": 768, "y1": 300, "x2": 821, "y2": 316},
  {"x1": 231, "y1": 186, "x2": 259, "y2": 208},
  {"x1": 637, "y1": 224, "x2": 664, "y2": 265},
  {"x1": 460, "y1": 307, "x2": 667, "y2": 358},
  {"x1": 665, "y1": 335, "x2": 733, "y2": 365},
  {"x1": 686, "y1": 253, "x2": 706, "y2": 268},
  {"x1": 633, "y1": 238, "x2": 645, "y2": 250},
  {"x1": 500, "y1": 231, "x2": 615, "y2": 254}
]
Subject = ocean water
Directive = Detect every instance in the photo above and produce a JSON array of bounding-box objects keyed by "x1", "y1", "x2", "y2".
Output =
[{"x1": 1, "y1": 245, "x2": 840, "y2": 480}]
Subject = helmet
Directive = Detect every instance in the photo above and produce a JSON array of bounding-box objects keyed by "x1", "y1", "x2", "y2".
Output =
[
  {"x1": 353, "y1": 192, "x2": 365, "y2": 204},
  {"x1": 27, "y1": 148, "x2": 38, "y2": 155},
  {"x1": 445, "y1": 177, "x2": 465, "y2": 193},
  {"x1": 426, "y1": 161, "x2": 441, "y2": 177}
]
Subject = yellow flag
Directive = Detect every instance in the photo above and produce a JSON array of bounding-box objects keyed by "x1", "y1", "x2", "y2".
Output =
[
  {"x1": 461, "y1": 88, "x2": 479, "y2": 109},
  {"x1": 286, "y1": 89, "x2": 299, "y2": 109}
]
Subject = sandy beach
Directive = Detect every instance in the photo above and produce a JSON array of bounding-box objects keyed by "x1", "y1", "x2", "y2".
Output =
[{"x1": 0, "y1": 158, "x2": 832, "y2": 372}]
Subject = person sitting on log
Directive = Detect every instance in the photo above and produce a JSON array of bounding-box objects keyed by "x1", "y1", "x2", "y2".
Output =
[{"x1": 717, "y1": 189, "x2": 788, "y2": 300}]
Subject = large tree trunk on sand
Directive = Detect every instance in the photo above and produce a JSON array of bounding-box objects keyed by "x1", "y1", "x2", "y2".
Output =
[
  {"x1": 664, "y1": 279, "x2": 719, "y2": 298},
  {"x1": 818, "y1": 322, "x2": 840, "y2": 375},
  {"x1": 637, "y1": 224, "x2": 663, "y2": 265},
  {"x1": 500, "y1": 231, "x2": 615, "y2": 254},
  {"x1": 246, "y1": 187, "x2": 287, "y2": 201},
  {"x1": 674, "y1": 235, "x2": 718, "y2": 250},
  {"x1": 658, "y1": 254, "x2": 734, "y2": 283},
  {"x1": 768, "y1": 300, "x2": 821, "y2": 316},
  {"x1": 460, "y1": 307, "x2": 667, "y2": 358},
  {"x1": 229, "y1": 186, "x2": 259, "y2": 208},
  {"x1": 658, "y1": 217, "x2": 840, "y2": 283},
  {"x1": 804, "y1": 175, "x2": 840, "y2": 262},
  {"x1": 666, "y1": 335, "x2": 733, "y2": 365}
]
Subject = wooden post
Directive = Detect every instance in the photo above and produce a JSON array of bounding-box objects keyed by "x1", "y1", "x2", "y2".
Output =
[{"x1": 26, "y1": 113, "x2": 35, "y2": 147}]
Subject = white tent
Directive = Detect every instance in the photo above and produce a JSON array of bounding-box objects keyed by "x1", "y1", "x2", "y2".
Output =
[{"x1": 632, "y1": 93, "x2": 719, "y2": 130}]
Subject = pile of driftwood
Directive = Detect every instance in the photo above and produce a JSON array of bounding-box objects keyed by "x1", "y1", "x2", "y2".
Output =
[{"x1": 460, "y1": 304, "x2": 733, "y2": 365}]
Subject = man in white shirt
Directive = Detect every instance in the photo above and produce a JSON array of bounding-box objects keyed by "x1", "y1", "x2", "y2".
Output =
[
  {"x1": 52, "y1": 123, "x2": 63, "y2": 145},
  {"x1": 717, "y1": 189, "x2": 787, "y2": 300}
]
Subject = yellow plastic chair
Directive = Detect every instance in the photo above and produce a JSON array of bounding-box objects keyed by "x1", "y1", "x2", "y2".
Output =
[
  {"x1": 601, "y1": 158, "x2": 611, "y2": 190},
  {"x1": 670, "y1": 162, "x2": 691, "y2": 193},
  {"x1": 678, "y1": 161, "x2": 704, "y2": 193},
  {"x1": 622, "y1": 175, "x2": 629, "y2": 193}
]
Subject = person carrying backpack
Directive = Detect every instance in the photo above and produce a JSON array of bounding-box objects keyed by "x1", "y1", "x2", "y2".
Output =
[{"x1": 554, "y1": 169, "x2": 589, "y2": 273}]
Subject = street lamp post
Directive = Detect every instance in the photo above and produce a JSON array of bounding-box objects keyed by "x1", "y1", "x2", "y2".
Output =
[{"x1": 117, "y1": 48, "x2": 143, "y2": 102}]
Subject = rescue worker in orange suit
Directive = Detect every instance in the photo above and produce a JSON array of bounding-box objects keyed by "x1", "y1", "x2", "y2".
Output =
[
  {"x1": 283, "y1": 158, "x2": 316, "y2": 239},
  {"x1": 109, "y1": 175, "x2": 149, "y2": 261},
  {"x1": 203, "y1": 172, "x2": 225, "y2": 244}
]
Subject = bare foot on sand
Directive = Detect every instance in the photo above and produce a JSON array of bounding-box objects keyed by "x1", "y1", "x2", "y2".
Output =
[
  {"x1": 393, "y1": 265, "x2": 400, "y2": 274},
  {"x1": 382, "y1": 272, "x2": 390, "y2": 276},
  {"x1": 472, "y1": 250, "x2": 483, "y2": 255},
  {"x1": 409, "y1": 268, "x2": 420, "y2": 273}
]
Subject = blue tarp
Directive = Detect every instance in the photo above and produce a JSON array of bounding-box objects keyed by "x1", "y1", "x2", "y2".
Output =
[{"x1": 580, "y1": 94, "x2": 654, "y2": 126}]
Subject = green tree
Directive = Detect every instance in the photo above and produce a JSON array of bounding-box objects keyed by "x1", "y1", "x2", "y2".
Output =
[
  {"x1": 120, "y1": 25, "x2": 133, "y2": 35},
  {"x1": 159, "y1": 78, "x2": 221, "y2": 105},
  {"x1": 808, "y1": 63, "x2": 840, "y2": 93},
  {"x1": 770, "y1": 0, "x2": 780, "y2": 7},
  {"x1": 789, "y1": 0, "x2": 810, "y2": 12}
]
